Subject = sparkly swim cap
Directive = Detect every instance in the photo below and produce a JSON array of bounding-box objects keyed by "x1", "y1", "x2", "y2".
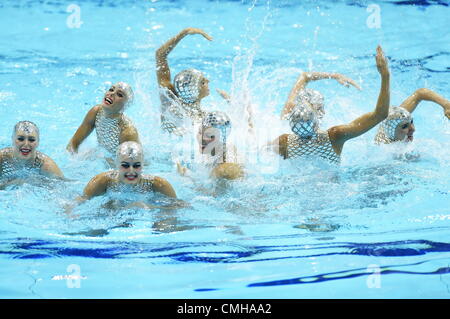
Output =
[
  {"x1": 296, "y1": 88, "x2": 325, "y2": 119},
  {"x1": 116, "y1": 141, "x2": 143, "y2": 163},
  {"x1": 115, "y1": 82, "x2": 134, "y2": 107},
  {"x1": 12, "y1": 121, "x2": 40, "y2": 141},
  {"x1": 288, "y1": 104, "x2": 319, "y2": 139},
  {"x1": 174, "y1": 69, "x2": 204, "y2": 104},
  {"x1": 375, "y1": 106, "x2": 412, "y2": 143},
  {"x1": 201, "y1": 111, "x2": 231, "y2": 141}
]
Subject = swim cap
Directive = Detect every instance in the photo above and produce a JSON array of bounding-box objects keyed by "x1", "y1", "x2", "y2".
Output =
[
  {"x1": 116, "y1": 141, "x2": 143, "y2": 163},
  {"x1": 174, "y1": 69, "x2": 204, "y2": 104},
  {"x1": 296, "y1": 88, "x2": 325, "y2": 119},
  {"x1": 12, "y1": 121, "x2": 40, "y2": 141},
  {"x1": 288, "y1": 104, "x2": 319, "y2": 139},
  {"x1": 201, "y1": 111, "x2": 231, "y2": 140},
  {"x1": 115, "y1": 82, "x2": 134, "y2": 107},
  {"x1": 375, "y1": 106, "x2": 412, "y2": 143}
]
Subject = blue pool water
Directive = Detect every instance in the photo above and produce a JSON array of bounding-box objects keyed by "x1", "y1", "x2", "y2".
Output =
[{"x1": 0, "y1": 0, "x2": 449, "y2": 298}]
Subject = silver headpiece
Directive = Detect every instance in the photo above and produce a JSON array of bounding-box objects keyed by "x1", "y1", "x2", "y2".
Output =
[
  {"x1": 115, "y1": 82, "x2": 134, "y2": 107},
  {"x1": 174, "y1": 69, "x2": 204, "y2": 104},
  {"x1": 375, "y1": 106, "x2": 412, "y2": 143},
  {"x1": 288, "y1": 103, "x2": 319, "y2": 139},
  {"x1": 296, "y1": 88, "x2": 325, "y2": 119},
  {"x1": 201, "y1": 111, "x2": 231, "y2": 140},
  {"x1": 116, "y1": 141, "x2": 143, "y2": 163},
  {"x1": 13, "y1": 121, "x2": 40, "y2": 140}
]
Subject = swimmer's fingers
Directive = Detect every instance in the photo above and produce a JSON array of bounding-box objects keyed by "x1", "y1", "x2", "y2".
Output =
[
  {"x1": 337, "y1": 75, "x2": 362, "y2": 90},
  {"x1": 176, "y1": 162, "x2": 187, "y2": 176},
  {"x1": 185, "y1": 28, "x2": 213, "y2": 41},
  {"x1": 375, "y1": 45, "x2": 389, "y2": 76},
  {"x1": 66, "y1": 143, "x2": 76, "y2": 154},
  {"x1": 444, "y1": 108, "x2": 450, "y2": 120},
  {"x1": 216, "y1": 89, "x2": 231, "y2": 102}
]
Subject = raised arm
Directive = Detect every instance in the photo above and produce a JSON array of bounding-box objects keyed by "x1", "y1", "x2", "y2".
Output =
[
  {"x1": 66, "y1": 105, "x2": 100, "y2": 154},
  {"x1": 329, "y1": 46, "x2": 390, "y2": 153},
  {"x1": 399, "y1": 88, "x2": 450, "y2": 119},
  {"x1": 155, "y1": 27, "x2": 212, "y2": 90},
  {"x1": 281, "y1": 71, "x2": 361, "y2": 119}
]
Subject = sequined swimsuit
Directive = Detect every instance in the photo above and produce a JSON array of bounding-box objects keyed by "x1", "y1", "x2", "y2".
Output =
[
  {"x1": 374, "y1": 127, "x2": 393, "y2": 144},
  {"x1": 286, "y1": 131, "x2": 341, "y2": 164},
  {"x1": 160, "y1": 88, "x2": 204, "y2": 136},
  {"x1": 106, "y1": 171, "x2": 155, "y2": 193},
  {"x1": 95, "y1": 107, "x2": 135, "y2": 156},
  {"x1": 0, "y1": 147, "x2": 45, "y2": 180}
]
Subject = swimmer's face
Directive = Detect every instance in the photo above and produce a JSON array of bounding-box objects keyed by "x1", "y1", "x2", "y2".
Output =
[
  {"x1": 103, "y1": 84, "x2": 129, "y2": 113},
  {"x1": 118, "y1": 155, "x2": 143, "y2": 185},
  {"x1": 310, "y1": 101, "x2": 324, "y2": 120},
  {"x1": 197, "y1": 126, "x2": 220, "y2": 154},
  {"x1": 394, "y1": 119, "x2": 415, "y2": 142},
  {"x1": 197, "y1": 76, "x2": 210, "y2": 100},
  {"x1": 13, "y1": 129, "x2": 39, "y2": 160}
]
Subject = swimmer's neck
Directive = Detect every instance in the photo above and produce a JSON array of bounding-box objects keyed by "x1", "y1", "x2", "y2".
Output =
[
  {"x1": 13, "y1": 153, "x2": 37, "y2": 165},
  {"x1": 101, "y1": 106, "x2": 123, "y2": 119}
]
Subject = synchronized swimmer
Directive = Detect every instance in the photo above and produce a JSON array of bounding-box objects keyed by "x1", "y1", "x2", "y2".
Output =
[
  {"x1": 2, "y1": 27, "x2": 449, "y2": 213},
  {"x1": 156, "y1": 27, "x2": 212, "y2": 136},
  {"x1": 66, "y1": 82, "x2": 140, "y2": 166},
  {"x1": 270, "y1": 46, "x2": 390, "y2": 164},
  {"x1": 0, "y1": 121, "x2": 64, "y2": 188}
]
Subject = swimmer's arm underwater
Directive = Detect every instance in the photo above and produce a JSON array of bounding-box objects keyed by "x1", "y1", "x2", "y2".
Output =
[
  {"x1": 281, "y1": 71, "x2": 361, "y2": 119},
  {"x1": 64, "y1": 172, "x2": 110, "y2": 217},
  {"x1": 328, "y1": 45, "x2": 390, "y2": 154},
  {"x1": 0, "y1": 178, "x2": 26, "y2": 190},
  {"x1": 66, "y1": 105, "x2": 100, "y2": 154},
  {"x1": 399, "y1": 88, "x2": 450, "y2": 119},
  {"x1": 156, "y1": 27, "x2": 212, "y2": 91}
]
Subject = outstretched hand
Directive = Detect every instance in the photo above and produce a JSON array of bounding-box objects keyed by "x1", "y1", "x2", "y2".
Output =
[
  {"x1": 336, "y1": 75, "x2": 362, "y2": 90},
  {"x1": 375, "y1": 45, "x2": 389, "y2": 76},
  {"x1": 184, "y1": 27, "x2": 213, "y2": 41},
  {"x1": 176, "y1": 162, "x2": 188, "y2": 176},
  {"x1": 445, "y1": 108, "x2": 450, "y2": 120},
  {"x1": 216, "y1": 88, "x2": 231, "y2": 102}
]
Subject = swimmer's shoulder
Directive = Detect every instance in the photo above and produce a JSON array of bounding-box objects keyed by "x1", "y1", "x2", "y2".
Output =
[
  {"x1": 83, "y1": 104, "x2": 103, "y2": 125},
  {"x1": 37, "y1": 151, "x2": 64, "y2": 178},
  {"x1": 83, "y1": 170, "x2": 116, "y2": 198},
  {"x1": 0, "y1": 147, "x2": 13, "y2": 159},
  {"x1": 211, "y1": 162, "x2": 244, "y2": 180},
  {"x1": 148, "y1": 175, "x2": 177, "y2": 198},
  {"x1": 119, "y1": 115, "x2": 140, "y2": 143}
]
